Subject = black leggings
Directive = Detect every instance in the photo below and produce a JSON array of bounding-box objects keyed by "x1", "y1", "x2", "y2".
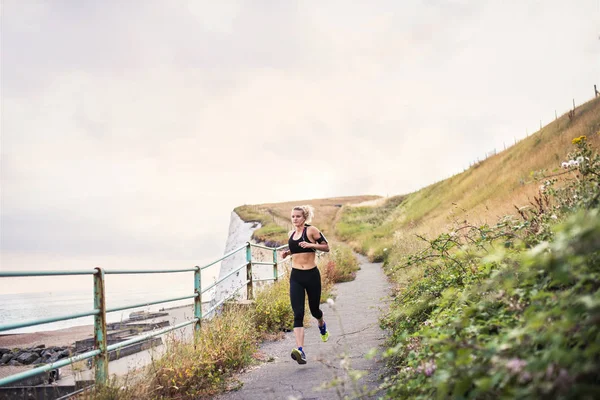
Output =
[{"x1": 290, "y1": 267, "x2": 323, "y2": 328}]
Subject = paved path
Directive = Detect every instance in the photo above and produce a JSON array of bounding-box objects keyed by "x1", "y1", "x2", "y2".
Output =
[{"x1": 217, "y1": 255, "x2": 391, "y2": 400}]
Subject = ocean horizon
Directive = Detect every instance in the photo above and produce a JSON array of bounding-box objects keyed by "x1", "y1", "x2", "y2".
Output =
[{"x1": 0, "y1": 273, "x2": 218, "y2": 335}]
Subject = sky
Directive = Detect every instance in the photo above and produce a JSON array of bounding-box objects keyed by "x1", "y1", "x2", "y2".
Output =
[{"x1": 1, "y1": 1, "x2": 599, "y2": 286}]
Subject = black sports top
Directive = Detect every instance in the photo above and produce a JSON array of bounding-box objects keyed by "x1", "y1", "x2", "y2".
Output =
[{"x1": 288, "y1": 225, "x2": 328, "y2": 254}]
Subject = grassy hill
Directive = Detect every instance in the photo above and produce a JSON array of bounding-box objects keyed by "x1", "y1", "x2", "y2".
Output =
[
  {"x1": 234, "y1": 195, "x2": 380, "y2": 245},
  {"x1": 336, "y1": 97, "x2": 600, "y2": 263}
]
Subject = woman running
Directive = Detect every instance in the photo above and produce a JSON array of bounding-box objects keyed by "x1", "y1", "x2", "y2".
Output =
[{"x1": 280, "y1": 205, "x2": 330, "y2": 365}]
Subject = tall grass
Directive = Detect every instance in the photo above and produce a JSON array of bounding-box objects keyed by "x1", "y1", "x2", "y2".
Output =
[
  {"x1": 253, "y1": 273, "x2": 294, "y2": 335},
  {"x1": 335, "y1": 97, "x2": 600, "y2": 263},
  {"x1": 377, "y1": 137, "x2": 600, "y2": 398}
]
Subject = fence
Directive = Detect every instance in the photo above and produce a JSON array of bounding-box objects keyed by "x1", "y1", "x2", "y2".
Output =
[{"x1": 0, "y1": 242, "x2": 289, "y2": 390}]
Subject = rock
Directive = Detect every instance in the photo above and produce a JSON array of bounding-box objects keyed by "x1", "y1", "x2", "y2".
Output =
[
  {"x1": 0, "y1": 348, "x2": 10, "y2": 356},
  {"x1": 32, "y1": 358, "x2": 43, "y2": 365},
  {"x1": 0, "y1": 353, "x2": 13, "y2": 364},
  {"x1": 34, "y1": 344, "x2": 45, "y2": 349},
  {"x1": 8, "y1": 360, "x2": 20, "y2": 366},
  {"x1": 57, "y1": 349, "x2": 71, "y2": 359},
  {"x1": 41, "y1": 349, "x2": 54, "y2": 358},
  {"x1": 16, "y1": 352, "x2": 39, "y2": 365},
  {"x1": 47, "y1": 354, "x2": 60, "y2": 364}
]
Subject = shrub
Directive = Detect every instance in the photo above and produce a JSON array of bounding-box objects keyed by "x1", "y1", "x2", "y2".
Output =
[
  {"x1": 150, "y1": 307, "x2": 259, "y2": 399},
  {"x1": 253, "y1": 276, "x2": 295, "y2": 334},
  {"x1": 379, "y1": 139, "x2": 600, "y2": 399}
]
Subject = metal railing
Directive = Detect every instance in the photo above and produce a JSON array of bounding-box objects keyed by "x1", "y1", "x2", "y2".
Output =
[{"x1": 0, "y1": 242, "x2": 289, "y2": 388}]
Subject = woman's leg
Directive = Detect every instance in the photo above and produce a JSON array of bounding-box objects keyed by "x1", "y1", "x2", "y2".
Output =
[
  {"x1": 289, "y1": 274, "x2": 306, "y2": 348},
  {"x1": 305, "y1": 268, "x2": 324, "y2": 324}
]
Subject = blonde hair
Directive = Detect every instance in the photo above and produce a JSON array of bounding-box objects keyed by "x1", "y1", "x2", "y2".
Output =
[{"x1": 292, "y1": 205, "x2": 314, "y2": 224}]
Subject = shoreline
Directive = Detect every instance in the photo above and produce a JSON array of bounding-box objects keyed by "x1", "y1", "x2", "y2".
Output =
[{"x1": 0, "y1": 303, "x2": 196, "y2": 350}]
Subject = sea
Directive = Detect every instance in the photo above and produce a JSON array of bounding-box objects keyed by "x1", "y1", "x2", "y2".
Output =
[{"x1": 0, "y1": 264, "x2": 220, "y2": 335}]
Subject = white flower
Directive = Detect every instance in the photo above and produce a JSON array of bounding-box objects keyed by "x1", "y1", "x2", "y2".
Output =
[
  {"x1": 576, "y1": 156, "x2": 584, "y2": 164},
  {"x1": 506, "y1": 358, "x2": 527, "y2": 374},
  {"x1": 383, "y1": 248, "x2": 388, "y2": 252},
  {"x1": 561, "y1": 162, "x2": 569, "y2": 169},
  {"x1": 327, "y1": 298, "x2": 335, "y2": 306},
  {"x1": 551, "y1": 215, "x2": 558, "y2": 220}
]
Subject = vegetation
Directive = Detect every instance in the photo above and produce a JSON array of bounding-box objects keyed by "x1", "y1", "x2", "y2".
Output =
[
  {"x1": 377, "y1": 136, "x2": 600, "y2": 398},
  {"x1": 336, "y1": 98, "x2": 600, "y2": 266}
]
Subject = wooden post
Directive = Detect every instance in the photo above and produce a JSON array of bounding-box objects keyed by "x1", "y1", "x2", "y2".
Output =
[
  {"x1": 573, "y1": 98, "x2": 575, "y2": 110},
  {"x1": 595, "y1": 84, "x2": 598, "y2": 97}
]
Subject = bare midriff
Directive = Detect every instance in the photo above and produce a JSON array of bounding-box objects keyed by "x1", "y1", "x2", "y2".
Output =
[{"x1": 292, "y1": 252, "x2": 317, "y2": 270}]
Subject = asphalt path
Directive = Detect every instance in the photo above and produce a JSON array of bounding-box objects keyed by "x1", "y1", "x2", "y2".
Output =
[{"x1": 217, "y1": 254, "x2": 391, "y2": 400}]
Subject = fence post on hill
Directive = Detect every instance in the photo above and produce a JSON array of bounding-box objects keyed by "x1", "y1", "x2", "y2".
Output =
[
  {"x1": 595, "y1": 84, "x2": 598, "y2": 97},
  {"x1": 93, "y1": 267, "x2": 108, "y2": 385},
  {"x1": 194, "y1": 266, "x2": 202, "y2": 332},
  {"x1": 246, "y1": 243, "x2": 253, "y2": 300},
  {"x1": 272, "y1": 248, "x2": 278, "y2": 282}
]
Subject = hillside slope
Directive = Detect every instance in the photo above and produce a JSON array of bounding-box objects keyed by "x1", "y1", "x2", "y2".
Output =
[
  {"x1": 336, "y1": 97, "x2": 600, "y2": 261},
  {"x1": 234, "y1": 195, "x2": 380, "y2": 245}
]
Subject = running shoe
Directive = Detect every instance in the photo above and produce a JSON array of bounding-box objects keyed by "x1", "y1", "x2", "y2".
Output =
[
  {"x1": 291, "y1": 348, "x2": 306, "y2": 364},
  {"x1": 319, "y1": 322, "x2": 329, "y2": 342}
]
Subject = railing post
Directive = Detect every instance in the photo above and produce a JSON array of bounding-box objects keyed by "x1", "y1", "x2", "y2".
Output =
[
  {"x1": 93, "y1": 267, "x2": 108, "y2": 385},
  {"x1": 246, "y1": 242, "x2": 253, "y2": 300},
  {"x1": 194, "y1": 266, "x2": 202, "y2": 332},
  {"x1": 273, "y1": 248, "x2": 278, "y2": 281}
]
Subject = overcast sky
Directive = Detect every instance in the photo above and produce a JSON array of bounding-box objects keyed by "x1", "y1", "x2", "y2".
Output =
[{"x1": 1, "y1": 1, "x2": 599, "y2": 278}]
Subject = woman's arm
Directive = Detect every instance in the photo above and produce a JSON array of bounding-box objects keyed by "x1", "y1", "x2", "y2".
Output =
[
  {"x1": 300, "y1": 226, "x2": 330, "y2": 252},
  {"x1": 280, "y1": 231, "x2": 293, "y2": 258}
]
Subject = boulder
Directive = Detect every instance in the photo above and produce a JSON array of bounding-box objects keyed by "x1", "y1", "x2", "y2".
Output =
[
  {"x1": 34, "y1": 344, "x2": 45, "y2": 349},
  {"x1": 0, "y1": 353, "x2": 13, "y2": 364},
  {"x1": 32, "y1": 357, "x2": 43, "y2": 365},
  {"x1": 41, "y1": 349, "x2": 54, "y2": 358},
  {"x1": 0, "y1": 348, "x2": 10, "y2": 356},
  {"x1": 58, "y1": 349, "x2": 71, "y2": 359},
  {"x1": 47, "y1": 354, "x2": 60, "y2": 364},
  {"x1": 16, "y1": 352, "x2": 39, "y2": 365}
]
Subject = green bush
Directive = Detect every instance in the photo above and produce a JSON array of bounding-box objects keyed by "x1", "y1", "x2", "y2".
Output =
[
  {"x1": 150, "y1": 307, "x2": 259, "y2": 399},
  {"x1": 253, "y1": 277, "x2": 294, "y2": 334},
  {"x1": 379, "y1": 139, "x2": 600, "y2": 399}
]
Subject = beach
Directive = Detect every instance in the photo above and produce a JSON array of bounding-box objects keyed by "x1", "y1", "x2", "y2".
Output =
[
  {"x1": 0, "y1": 325, "x2": 94, "y2": 349},
  {"x1": 0, "y1": 304, "x2": 198, "y2": 382}
]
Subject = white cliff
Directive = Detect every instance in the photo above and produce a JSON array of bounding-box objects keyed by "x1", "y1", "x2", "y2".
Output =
[{"x1": 213, "y1": 211, "x2": 260, "y2": 304}]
